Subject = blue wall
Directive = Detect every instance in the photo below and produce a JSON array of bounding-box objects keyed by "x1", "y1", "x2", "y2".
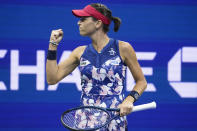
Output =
[{"x1": 0, "y1": 0, "x2": 197, "y2": 130}]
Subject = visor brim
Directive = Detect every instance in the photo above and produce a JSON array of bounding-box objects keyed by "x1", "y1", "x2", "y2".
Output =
[{"x1": 72, "y1": 10, "x2": 91, "y2": 17}]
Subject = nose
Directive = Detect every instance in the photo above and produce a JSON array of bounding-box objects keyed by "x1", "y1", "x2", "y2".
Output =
[{"x1": 77, "y1": 20, "x2": 81, "y2": 26}]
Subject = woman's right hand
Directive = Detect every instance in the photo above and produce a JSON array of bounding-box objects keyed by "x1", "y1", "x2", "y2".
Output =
[{"x1": 49, "y1": 29, "x2": 64, "y2": 47}]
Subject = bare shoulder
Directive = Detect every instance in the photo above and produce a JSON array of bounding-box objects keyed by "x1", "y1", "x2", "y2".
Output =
[
  {"x1": 118, "y1": 40, "x2": 134, "y2": 51},
  {"x1": 73, "y1": 45, "x2": 87, "y2": 52},
  {"x1": 72, "y1": 45, "x2": 87, "y2": 60},
  {"x1": 118, "y1": 40, "x2": 136, "y2": 62}
]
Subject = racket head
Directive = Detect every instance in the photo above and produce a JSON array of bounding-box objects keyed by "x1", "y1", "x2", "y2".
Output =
[{"x1": 61, "y1": 106, "x2": 114, "y2": 131}]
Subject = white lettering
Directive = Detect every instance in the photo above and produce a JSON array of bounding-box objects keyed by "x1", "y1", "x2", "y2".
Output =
[
  {"x1": 0, "y1": 50, "x2": 7, "y2": 58},
  {"x1": 0, "y1": 50, "x2": 7, "y2": 90},
  {"x1": 168, "y1": 47, "x2": 197, "y2": 98},
  {"x1": 10, "y1": 50, "x2": 45, "y2": 91}
]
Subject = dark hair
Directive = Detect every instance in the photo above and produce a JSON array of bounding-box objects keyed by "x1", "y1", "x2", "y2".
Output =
[{"x1": 90, "y1": 3, "x2": 121, "y2": 33}]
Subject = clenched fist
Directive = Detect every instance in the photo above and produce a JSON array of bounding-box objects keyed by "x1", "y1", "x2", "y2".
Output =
[{"x1": 49, "y1": 29, "x2": 64, "y2": 46}]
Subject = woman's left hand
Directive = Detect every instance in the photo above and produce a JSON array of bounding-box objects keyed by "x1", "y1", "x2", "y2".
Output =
[{"x1": 117, "y1": 96, "x2": 134, "y2": 116}]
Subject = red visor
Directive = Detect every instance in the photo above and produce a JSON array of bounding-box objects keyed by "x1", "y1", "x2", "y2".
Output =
[{"x1": 72, "y1": 5, "x2": 111, "y2": 25}]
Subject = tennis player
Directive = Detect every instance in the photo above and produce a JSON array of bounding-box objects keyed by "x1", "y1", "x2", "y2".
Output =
[{"x1": 46, "y1": 3, "x2": 147, "y2": 131}]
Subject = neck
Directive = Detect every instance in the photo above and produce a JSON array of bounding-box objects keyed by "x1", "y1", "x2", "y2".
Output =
[{"x1": 90, "y1": 31, "x2": 109, "y2": 53}]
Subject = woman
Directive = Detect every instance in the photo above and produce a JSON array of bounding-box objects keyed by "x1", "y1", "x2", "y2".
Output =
[{"x1": 46, "y1": 3, "x2": 147, "y2": 131}]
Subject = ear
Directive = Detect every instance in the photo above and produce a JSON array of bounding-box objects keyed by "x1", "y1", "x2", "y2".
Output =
[{"x1": 95, "y1": 20, "x2": 103, "y2": 29}]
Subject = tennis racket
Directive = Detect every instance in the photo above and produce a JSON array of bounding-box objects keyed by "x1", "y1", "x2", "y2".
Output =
[{"x1": 61, "y1": 101, "x2": 156, "y2": 131}]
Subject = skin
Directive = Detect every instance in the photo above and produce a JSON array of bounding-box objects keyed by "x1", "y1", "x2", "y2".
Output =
[{"x1": 46, "y1": 16, "x2": 147, "y2": 117}]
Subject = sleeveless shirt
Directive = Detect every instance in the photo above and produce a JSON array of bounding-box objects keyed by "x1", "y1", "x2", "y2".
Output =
[{"x1": 78, "y1": 38, "x2": 128, "y2": 130}]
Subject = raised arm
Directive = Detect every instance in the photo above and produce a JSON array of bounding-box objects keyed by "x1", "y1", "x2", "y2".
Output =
[{"x1": 46, "y1": 29, "x2": 86, "y2": 85}]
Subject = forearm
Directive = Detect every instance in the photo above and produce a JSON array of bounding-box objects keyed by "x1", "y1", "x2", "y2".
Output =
[
  {"x1": 118, "y1": 80, "x2": 147, "y2": 116},
  {"x1": 125, "y1": 79, "x2": 147, "y2": 103},
  {"x1": 46, "y1": 44, "x2": 59, "y2": 84},
  {"x1": 132, "y1": 79, "x2": 147, "y2": 95},
  {"x1": 46, "y1": 29, "x2": 66, "y2": 84},
  {"x1": 46, "y1": 59, "x2": 59, "y2": 84}
]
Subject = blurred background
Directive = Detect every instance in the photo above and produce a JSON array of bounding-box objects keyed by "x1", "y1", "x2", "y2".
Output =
[{"x1": 0, "y1": 0, "x2": 197, "y2": 130}]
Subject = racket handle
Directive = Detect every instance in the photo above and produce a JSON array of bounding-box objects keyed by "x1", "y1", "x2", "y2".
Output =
[{"x1": 133, "y1": 101, "x2": 156, "y2": 112}]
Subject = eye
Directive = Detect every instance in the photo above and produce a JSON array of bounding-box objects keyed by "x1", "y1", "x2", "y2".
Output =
[{"x1": 80, "y1": 17, "x2": 87, "y2": 22}]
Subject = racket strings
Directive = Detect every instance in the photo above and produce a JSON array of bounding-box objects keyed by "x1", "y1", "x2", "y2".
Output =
[{"x1": 62, "y1": 108, "x2": 110, "y2": 130}]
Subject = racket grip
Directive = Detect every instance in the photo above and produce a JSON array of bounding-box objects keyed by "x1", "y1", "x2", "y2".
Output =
[{"x1": 132, "y1": 101, "x2": 156, "y2": 112}]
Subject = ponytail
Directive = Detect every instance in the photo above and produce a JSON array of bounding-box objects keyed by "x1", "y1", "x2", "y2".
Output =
[
  {"x1": 111, "y1": 16, "x2": 121, "y2": 32},
  {"x1": 90, "y1": 3, "x2": 121, "y2": 33}
]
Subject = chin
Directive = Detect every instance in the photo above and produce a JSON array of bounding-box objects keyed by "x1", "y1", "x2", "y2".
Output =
[{"x1": 79, "y1": 32, "x2": 88, "y2": 36}]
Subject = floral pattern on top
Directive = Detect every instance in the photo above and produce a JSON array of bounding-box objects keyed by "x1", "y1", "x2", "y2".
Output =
[{"x1": 78, "y1": 39, "x2": 128, "y2": 131}]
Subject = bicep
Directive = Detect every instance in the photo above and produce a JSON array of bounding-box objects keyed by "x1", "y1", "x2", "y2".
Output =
[
  {"x1": 55, "y1": 47, "x2": 83, "y2": 81},
  {"x1": 57, "y1": 54, "x2": 79, "y2": 80}
]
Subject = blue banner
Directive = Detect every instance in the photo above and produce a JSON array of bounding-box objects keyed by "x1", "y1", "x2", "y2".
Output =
[{"x1": 0, "y1": 0, "x2": 197, "y2": 130}]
